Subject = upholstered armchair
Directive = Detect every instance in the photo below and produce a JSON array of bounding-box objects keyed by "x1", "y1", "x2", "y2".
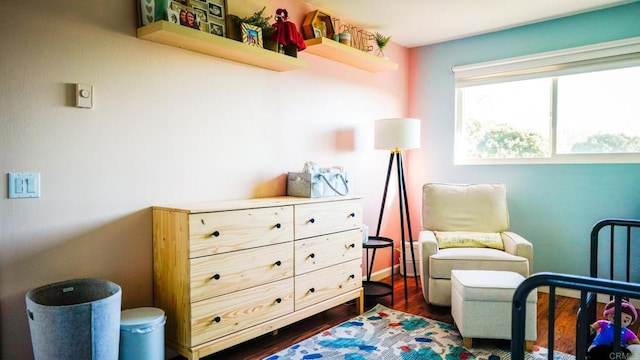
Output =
[{"x1": 419, "y1": 183, "x2": 533, "y2": 306}]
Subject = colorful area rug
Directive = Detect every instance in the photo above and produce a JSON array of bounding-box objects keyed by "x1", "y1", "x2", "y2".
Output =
[{"x1": 265, "y1": 304, "x2": 575, "y2": 360}]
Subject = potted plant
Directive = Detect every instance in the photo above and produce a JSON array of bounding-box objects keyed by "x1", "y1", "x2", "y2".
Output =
[
  {"x1": 374, "y1": 32, "x2": 392, "y2": 58},
  {"x1": 228, "y1": 6, "x2": 277, "y2": 51}
]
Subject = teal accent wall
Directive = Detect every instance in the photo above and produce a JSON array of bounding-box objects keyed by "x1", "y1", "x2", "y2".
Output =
[{"x1": 410, "y1": 2, "x2": 640, "y2": 277}]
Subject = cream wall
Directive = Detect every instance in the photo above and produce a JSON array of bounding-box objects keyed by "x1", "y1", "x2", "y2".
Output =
[{"x1": 0, "y1": 1, "x2": 409, "y2": 358}]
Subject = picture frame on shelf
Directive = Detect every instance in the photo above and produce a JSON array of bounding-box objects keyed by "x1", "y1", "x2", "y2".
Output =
[
  {"x1": 192, "y1": 0, "x2": 227, "y2": 37},
  {"x1": 208, "y1": 2, "x2": 224, "y2": 20},
  {"x1": 302, "y1": 10, "x2": 335, "y2": 40},
  {"x1": 241, "y1": 23, "x2": 262, "y2": 48},
  {"x1": 138, "y1": 0, "x2": 176, "y2": 26},
  {"x1": 209, "y1": 22, "x2": 225, "y2": 37},
  {"x1": 170, "y1": 1, "x2": 201, "y2": 30},
  {"x1": 192, "y1": 5, "x2": 208, "y2": 24},
  {"x1": 167, "y1": 9, "x2": 179, "y2": 24}
]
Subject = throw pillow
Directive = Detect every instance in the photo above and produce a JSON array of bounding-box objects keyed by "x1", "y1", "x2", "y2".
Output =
[{"x1": 434, "y1": 231, "x2": 504, "y2": 250}]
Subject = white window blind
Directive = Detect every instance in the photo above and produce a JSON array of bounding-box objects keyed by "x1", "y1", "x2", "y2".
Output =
[{"x1": 452, "y1": 37, "x2": 640, "y2": 87}]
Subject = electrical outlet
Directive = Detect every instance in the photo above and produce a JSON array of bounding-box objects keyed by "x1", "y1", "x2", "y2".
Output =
[{"x1": 8, "y1": 172, "x2": 40, "y2": 198}]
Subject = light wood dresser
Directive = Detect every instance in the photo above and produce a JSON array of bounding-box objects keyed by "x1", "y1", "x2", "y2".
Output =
[{"x1": 152, "y1": 196, "x2": 364, "y2": 360}]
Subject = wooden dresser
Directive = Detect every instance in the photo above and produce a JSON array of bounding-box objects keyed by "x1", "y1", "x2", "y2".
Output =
[{"x1": 152, "y1": 196, "x2": 364, "y2": 360}]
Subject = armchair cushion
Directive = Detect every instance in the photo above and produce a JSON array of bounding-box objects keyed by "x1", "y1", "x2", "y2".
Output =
[
  {"x1": 429, "y1": 248, "x2": 530, "y2": 279},
  {"x1": 423, "y1": 183, "x2": 509, "y2": 232},
  {"x1": 434, "y1": 231, "x2": 504, "y2": 250}
]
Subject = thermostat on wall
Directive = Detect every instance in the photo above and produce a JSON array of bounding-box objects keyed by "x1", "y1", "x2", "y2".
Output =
[{"x1": 76, "y1": 83, "x2": 93, "y2": 109}]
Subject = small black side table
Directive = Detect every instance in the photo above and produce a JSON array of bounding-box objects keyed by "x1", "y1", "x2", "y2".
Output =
[{"x1": 363, "y1": 236, "x2": 394, "y2": 305}]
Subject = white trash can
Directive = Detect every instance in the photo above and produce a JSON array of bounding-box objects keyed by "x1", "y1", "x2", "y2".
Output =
[{"x1": 119, "y1": 307, "x2": 166, "y2": 360}]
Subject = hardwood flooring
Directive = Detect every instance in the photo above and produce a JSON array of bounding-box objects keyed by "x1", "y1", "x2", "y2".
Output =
[{"x1": 175, "y1": 274, "x2": 586, "y2": 360}]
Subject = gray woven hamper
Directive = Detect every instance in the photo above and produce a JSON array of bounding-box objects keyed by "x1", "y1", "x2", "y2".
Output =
[{"x1": 26, "y1": 278, "x2": 122, "y2": 360}]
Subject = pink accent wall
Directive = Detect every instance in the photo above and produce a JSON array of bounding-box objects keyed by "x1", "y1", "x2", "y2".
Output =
[{"x1": 0, "y1": 1, "x2": 408, "y2": 358}]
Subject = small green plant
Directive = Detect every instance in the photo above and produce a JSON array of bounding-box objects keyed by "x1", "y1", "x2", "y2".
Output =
[
  {"x1": 374, "y1": 32, "x2": 391, "y2": 57},
  {"x1": 229, "y1": 6, "x2": 275, "y2": 38}
]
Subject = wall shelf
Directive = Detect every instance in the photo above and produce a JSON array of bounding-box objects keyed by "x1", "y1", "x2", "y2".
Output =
[
  {"x1": 137, "y1": 21, "x2": 307, "y2": 72},
  {"x1": 303, "y1": 37, "x2": 398, "y2": 73}
]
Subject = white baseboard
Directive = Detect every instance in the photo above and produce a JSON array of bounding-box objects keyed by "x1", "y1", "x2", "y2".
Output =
[
  {"x1": 537, "y1": 286, "x2": 640, "y2": 308},
  {"x1": 363, "y1": 264, "x2": 415, "y2": 282}
]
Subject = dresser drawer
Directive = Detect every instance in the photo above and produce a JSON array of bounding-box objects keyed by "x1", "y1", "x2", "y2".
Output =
[
  {"x1": 294, "y1": 229, "x2": 362, "y2": 275},
  {"x1": 190, "y1": 242, "x2": 293, "y2": 303},
  {"x1": 189, "y1": 206, "x2": 293, "y2": 258},
  {"x1": 294, "y1": 199, "x2": 362, "y2": 240},
  {"x1": 294, "y1": 259, "x2": 362, "y2": 311},
  {"x1": 191, "y1": 278, "x2": 293, "y2": 346}
]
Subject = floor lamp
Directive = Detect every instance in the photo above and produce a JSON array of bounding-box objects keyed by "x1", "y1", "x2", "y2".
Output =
[{"x1": 374, "y1": 118, "x2": 421, "y2": 300}]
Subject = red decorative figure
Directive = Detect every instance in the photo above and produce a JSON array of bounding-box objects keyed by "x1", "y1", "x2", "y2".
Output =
[{"x1": 271, "y1": 8, "x2": 306, "y2": 57}]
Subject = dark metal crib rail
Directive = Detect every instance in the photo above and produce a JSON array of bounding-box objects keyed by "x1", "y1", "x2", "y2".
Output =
[
  {"x1": 581, "y1": 218, "x2": 640, "y2": 356},
  {"x1": 590, "y1": 218, "x2": 640, "y2": 282},
  {"x1": 511, "y1": 272, "x2": 640, "y2": 360}
]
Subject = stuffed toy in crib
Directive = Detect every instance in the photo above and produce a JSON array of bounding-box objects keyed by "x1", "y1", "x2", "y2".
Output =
[{"x1": 587, "y1": 299, "x2": 640, "y2": 360}]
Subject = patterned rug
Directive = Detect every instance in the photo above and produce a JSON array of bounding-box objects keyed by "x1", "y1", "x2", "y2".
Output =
[{"x1": 264, "y1": 304, "x2": 575, "y2": 360}]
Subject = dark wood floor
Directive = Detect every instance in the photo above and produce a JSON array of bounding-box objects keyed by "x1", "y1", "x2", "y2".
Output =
[{"x1": 176, "y1": 274, "x2": 587, "y2": 360}]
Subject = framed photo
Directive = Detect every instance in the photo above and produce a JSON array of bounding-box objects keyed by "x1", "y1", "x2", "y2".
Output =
[
  {"x1": 201, "y1": 0, "x2": 228, "y2": 37},
  {"x1": 192, "y1": 6, "x2": 208, "y2": 24},
  {"x1": 170, "y1": 1, "x2": 201, "y2": 30},
  {"x1": 167, "y1": 9, "x2": 179, "y2": 24},
  {"x1": 209, "y1": 22, "x2": 225, "y2": 37},
  {"x1": 208, "y1": 2, "x2": 224, "y2": 20},
  {"x1": 241, "y1": 23, "x2": 262, "y2": 48}
]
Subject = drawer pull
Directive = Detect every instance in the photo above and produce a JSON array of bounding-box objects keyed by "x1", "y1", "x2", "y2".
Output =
[
  {"x1": 211, "y1": 274, "x2": 221, "y2": 280},
  {"x1": 309, "y1": 288, "x2": 315, "y2": 293},
  {"x1": 308, "y1": 253, "x2": 315, "y2": 259},
  {"x1": 349, "y1": 212, "x2": 356, "y2": 218},
  {"x1": 348, "y1": 243, "x2": 355, "y2": 248},
  {"x1": 349, "y1": 274, "x2": 355, "y2": 279},
  {"x1": 212, "y1": 316, "x2": 221, "y2": 323},
  {"x1": 275, "y1": 298, "x2": 282, "y2": 304},
  {"x1": 211, "y1": 231, "x2": 220, "y2": 237},
  {"x1": 273, "y1": 223, "x2": 282, "y2": 229},
  {"x1": 308, "y1": 218, "x2": 315, "y2": 224},
  {"x1": 274, "y1": 260, "x2": 282, "y2": 267}
]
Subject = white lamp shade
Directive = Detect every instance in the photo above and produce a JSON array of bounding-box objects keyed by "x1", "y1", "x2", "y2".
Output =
[{"x1": 374, "y1": 118, "x2": 421, "y2": 150}]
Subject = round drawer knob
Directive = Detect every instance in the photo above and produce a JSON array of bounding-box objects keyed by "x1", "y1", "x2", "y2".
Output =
[
  {"x1": 308, "y1": 218, "x2": 315, "y2": 224},
  {"x1": 211, "y1": 231, "x2": 220, "y2": 237},
  {"x1": 212, "y1": 316, "x2": 221, "y2": 323},
  {"x1": 349, "y1": 274, "x2": 355, "y2": 279},
  {"x1": 275, "y1": 223, "x2": 281, "y2": 228},
  {"x1": 275, "y1": 298, "x2": 282, "y2": 304},
  {"x1": 274, "y1": 260, "x2": 282, "y2": 266},
  {"x1": 349, "y1": 243, "x2": 355, "y2": 248},
  {"x1": 349, "y1": 212, "x2": 355, "y2": 218},
  {"x1": 211, "y1": 274, "x2": 221, "y2": 280},
  {"x1": 309, "y1": 288, "x2": 315, "y2": 293},
  {"x1": 309, "y1": 253, "x2": 315, "y2": 259}
]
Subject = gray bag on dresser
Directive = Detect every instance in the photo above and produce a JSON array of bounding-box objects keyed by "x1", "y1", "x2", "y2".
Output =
[{"x1": 287, "y1": 172, "x2": 349, "y2": 198}]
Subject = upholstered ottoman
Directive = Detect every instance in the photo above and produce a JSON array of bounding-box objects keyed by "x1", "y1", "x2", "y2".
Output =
[{"x1": 451, "y1": 270, "x2": 537, "y2": 351}]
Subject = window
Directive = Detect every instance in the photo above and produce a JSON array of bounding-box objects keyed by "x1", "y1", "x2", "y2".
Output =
[{"x1": 453, "y1": 37, "x2": 640, "y2": 164}]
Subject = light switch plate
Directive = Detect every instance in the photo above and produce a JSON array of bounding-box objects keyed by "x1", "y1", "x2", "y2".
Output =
[{"x1": 8, "y1": 172, "x2": 40, "y2": 198}]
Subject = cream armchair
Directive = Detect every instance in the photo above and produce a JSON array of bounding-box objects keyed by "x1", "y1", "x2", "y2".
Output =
[{"x1": 419, "y1": 183, "x2": 533, "y2": 306}]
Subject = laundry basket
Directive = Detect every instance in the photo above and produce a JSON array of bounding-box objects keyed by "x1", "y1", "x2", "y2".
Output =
[{"x1": 26, "y1": 278, "x2": 122, "y2": 360}]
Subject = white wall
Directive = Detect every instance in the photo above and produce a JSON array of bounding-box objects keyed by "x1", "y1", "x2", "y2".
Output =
[{"x1": 0, "y1": 1, "x2": 408, "y2": 358}]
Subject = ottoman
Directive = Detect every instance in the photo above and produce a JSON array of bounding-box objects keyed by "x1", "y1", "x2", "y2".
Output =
[{"x1": 451, "y1": 270, "x2": 537, "y2": 351}]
